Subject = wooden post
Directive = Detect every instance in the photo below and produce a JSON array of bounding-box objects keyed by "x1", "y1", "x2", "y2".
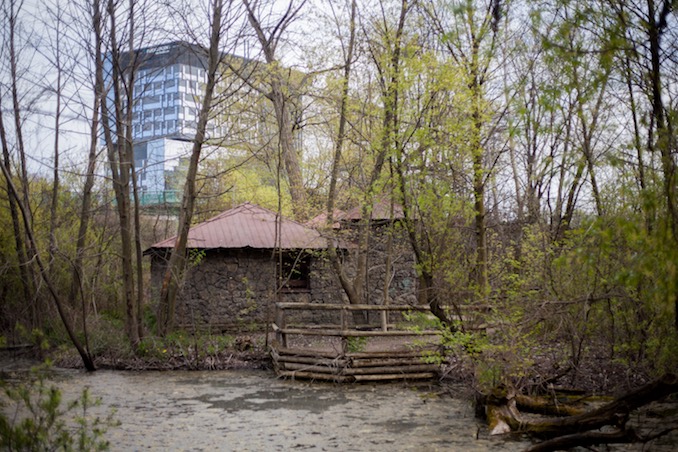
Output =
[
  {"x1": 341, "y1": 305, "x2": 348, "y2": 354},
  {"x1": 271, "y1": 302, "x2": 442, "y2": 381},
  {"x1": 276, "y1": 304, "x2": 287, "y2": 348}
]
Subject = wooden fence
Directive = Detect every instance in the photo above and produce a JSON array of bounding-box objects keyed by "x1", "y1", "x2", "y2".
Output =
[{"x1": 270, "y1": 302, "x2": 443, "y2": 382}]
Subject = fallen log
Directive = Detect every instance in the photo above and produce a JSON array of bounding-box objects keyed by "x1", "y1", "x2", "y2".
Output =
[
  {"x1": 514, "y1": 394, "x2": 587, "y2": 417},
  {"x1": 526, "y1": 428, "x2": 640, "y2": 452},
  {"x1": 480, "y1": 373, "x2": 678, "y2": 451},
  {"x1": 487, "y1": 397, "x2": 521, "y2": 435},
  {"x1": 524, "y1": 373, "x2": 677, "y2": 438},
  {"x1": 526, "y1": 426, "x2": 678, "y2": 452},
  {"x1": 482, "y1": 389, "x2": 586, "y2": 433}
]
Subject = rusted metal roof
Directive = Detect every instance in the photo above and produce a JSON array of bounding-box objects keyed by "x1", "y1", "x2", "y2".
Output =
[
  {"x1": 147, "y1": 202, "x2": 332, "y2": 251},
  {"x1": 340, "y1": 197, "x2": 405, "y2": 221},
  {"x1": 305, "y1": 209, "x2": 345, "y2": 229}
]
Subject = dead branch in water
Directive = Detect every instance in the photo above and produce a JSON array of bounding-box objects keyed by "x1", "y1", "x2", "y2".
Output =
[{"x1": 481, "y1": 373, "x2": 678, "y2": 449}]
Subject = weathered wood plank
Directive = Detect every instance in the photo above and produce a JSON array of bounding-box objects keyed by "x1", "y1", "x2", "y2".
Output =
[
  {"x1": 279, "y1": 328, "x2": 440, "y2": 337},
  {"x1": 344, "y1": 364, "x2": 439, "y2": 375},
  {"x1": 348, "y1": 349, "x2": 438, "y2": 359},
  {"x1": 350, "y1": 357, "x2": 428, "y2": 367},
  {"x1": 275, "y1": 302, "x2": 432, "y2": 312},
  {"x1": 275, "y1": 355, "x2": 349, "y2": 367},
  {"x1": 284, "y1": 323, "x2": 428, "y2": 331},
  {"x1": 273, "y1": 348, "x2": 438, "y2": 360},
  {"x1": 272, "y1": 345, "x2": 342, "y2": 359},
  {"x1": 279, "y1": 362, "x2": 344, "y2": 374},
  {"x1": 277, "y1": 370, "x2": 351, "y2": 382},
  {"x1": 352, "y1": 373, "x2": 435, "y2": 382}
]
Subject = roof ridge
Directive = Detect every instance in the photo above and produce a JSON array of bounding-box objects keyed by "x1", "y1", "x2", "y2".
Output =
[
  {"x1": 148, "y1": 203, "x2": 257, "y2": 247},
  {"x1": 199, "y1": 201, "x2": 259, "y2": 223},
  {"x1": 145, "y1": 202, "x2": 334, "y2": 252}
]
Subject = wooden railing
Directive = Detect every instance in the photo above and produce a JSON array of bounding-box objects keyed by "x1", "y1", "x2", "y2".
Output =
[{"x1": 270, "y1": 302, "x2": 443, "y2": 382}]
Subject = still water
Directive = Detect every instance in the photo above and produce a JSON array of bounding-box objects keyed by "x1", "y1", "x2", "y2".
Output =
[{"x1": 38, "y1": 369, "x2": 530, "y2": 451}]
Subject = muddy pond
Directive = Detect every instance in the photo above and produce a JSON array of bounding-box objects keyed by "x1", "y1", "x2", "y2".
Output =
[
  {"x1": 3, "y1": 366, "x2": 677, "y2": 451},
  {"x1": 7, "y1": 367, "x2": 532, "y2": 451}
]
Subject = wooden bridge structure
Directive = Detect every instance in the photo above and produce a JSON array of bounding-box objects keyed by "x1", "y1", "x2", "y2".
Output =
[{"x1": 270, "y1": 302, "x2": 443, "y2": 382}]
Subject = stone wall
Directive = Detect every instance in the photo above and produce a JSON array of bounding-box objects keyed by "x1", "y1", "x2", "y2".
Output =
[
  {"x1": 148, "y1": 221, "x2": 419, "y2": 332},
  {"x1": 341, "y1": 220, "x2": 419, "y2": 306},
  {"x1": 370, "y1": 221, "x2": 418, "y2": 305},
  {"x1": 149, "y1": 249, "x2": 347, "y2": 332}
]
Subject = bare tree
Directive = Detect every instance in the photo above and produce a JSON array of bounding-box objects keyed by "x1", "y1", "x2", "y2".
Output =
[
  {"x1": 0, "y1": 0, "x2": 95, "y2": 369},
  {"x1": 325, "y1": 0, "x2": 360, "y2": 303},
  {"x1": 0, "y1": 0, "x2": 40, "y2": 328},
  {"x1": 422, "y1": 0, "x2": 505, "y2": 296},
  {"x1": 613, "y1": 0, "x2": 678, "y2": 328},
  {"x1": 322, "y1": 0, "x2": 411, "y2": 311},
  {"x1": 65, "y1": 0, "x2": 106, "y2": 346},
  {"x1": 99, "y1": 0, "x2": 145, "y2": 346},
  {"x1": 240, "y1": 0, "x2": 308, "y2": 220},
  {"x1": 156, "y1": 0, "x2": 242, "y2": 335}
]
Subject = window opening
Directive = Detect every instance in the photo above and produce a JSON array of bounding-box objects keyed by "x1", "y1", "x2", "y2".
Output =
[{"x1": 279, "y1": 251, "x2": 310, "y2": 291}]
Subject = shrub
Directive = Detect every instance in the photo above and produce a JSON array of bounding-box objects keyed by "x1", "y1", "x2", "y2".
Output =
[{"x1": 0, "y1": 364, "x2": 118, "y2": 451}]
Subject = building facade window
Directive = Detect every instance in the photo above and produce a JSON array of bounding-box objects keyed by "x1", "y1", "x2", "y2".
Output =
[{"x1": 279, "y1": 252, "x2": 310, "y2": 291}]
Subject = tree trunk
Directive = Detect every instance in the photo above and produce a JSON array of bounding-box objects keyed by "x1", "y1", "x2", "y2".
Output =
[
  {"x1": 272, "y1": 84, "x2": 307, "y2": 220},
  {"x1": 325, "y1": 0, "x2": 359, "y2": 306},
  {"x1": 646, "y1": 0, "x2": 678, "y2": 329},
  {"x1": 527, "y1": 429, "x2": 642, "y2": 452},
  {"x1": 243, "y1": 0, "x2": 308, "y2": 220},
  {"x1": 0, "y1": 92, "x2": 33, "y2": 325},
  {"x1": 126, "y1": 0, "x2": 144, "y2": 341},
  {"x1": 470, "y1": 48, "x2": 488, "y2": 295},
  {"x1": 0, "y1": 155, "x2": 96, "y2": 371},
  {"x1": 157, "y1": 0, "x2": 225, "y2": 335},
  {"x1": 6, "y1": 0, "x2": 39, "y2": 328},
  {"x1": 68, "y1": 0, "x2": 105, "y2": 353},
  {"x1": 100, "y1": 0, "x2": 139, "y2": 346},
  {"x1": 49, "y1": 12, "x2": 62, "y2": 275}
]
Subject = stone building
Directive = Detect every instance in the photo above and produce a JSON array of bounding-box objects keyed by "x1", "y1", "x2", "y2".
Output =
[
  {"x1": 314, "y1": 199, "x2": 419, "y2": 326},
  {"x1": 146, "y1": 201, "x2": 419, "y2": 331},
  {"x1": 335, "y1": 199, "x2": 418, "y2": 307},
  {"x1": 146, "y1": 203, "x2": 347, "y2": 331}
]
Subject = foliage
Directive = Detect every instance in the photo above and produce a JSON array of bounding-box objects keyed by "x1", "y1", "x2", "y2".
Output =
[
  {"x1": 1, "y1": 0, "x2": 677, "y2": 390},
  {"x1": 408, "y1": 310, "x2": 531, "y2": 391},
  {"x1": 190, "y1": 155, "x2": 295, "y2": 222},
  {"x1": 136, "y1": 332, "x2": 235, "y2": 362},
  {"x1": 13, "y1": 326, "x2": 50, "y2": 352},
  {"x1": 84, "y1": 315, "x2": 133, "y2": 360},
  {"x1": 188, "y1": 249, "x2": 206, "y2": 267},
  {"x1": 0, "y1": 364, "x2": 118, "y2": 451},
  {"x1": 529, "y1": 214, "x2": 677, "y2": 373},
  {"x1": 236, "y1": 277, "x2": 258, "y2": 328},
  {"x1": 346, "y1": 336, "x2": 368, "y2": 353}
]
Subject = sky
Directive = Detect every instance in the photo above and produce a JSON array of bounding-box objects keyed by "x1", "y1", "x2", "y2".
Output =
[{"x1": 1, "y1": 0, "x2": 334, "y2": 177}]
